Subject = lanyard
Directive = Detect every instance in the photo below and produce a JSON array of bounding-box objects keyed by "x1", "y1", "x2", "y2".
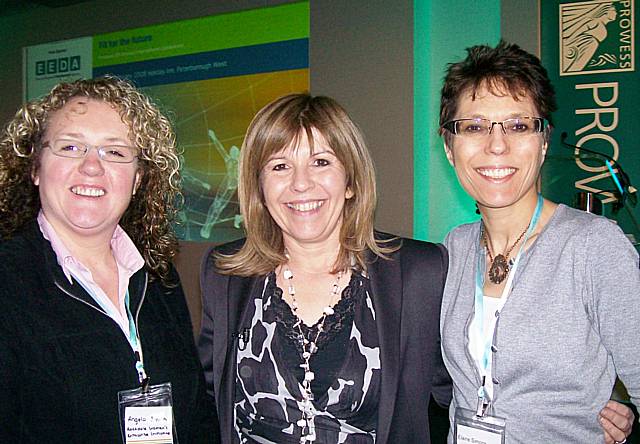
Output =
[
  {"x1": 124, "y1": 290, "x2": 148, "y2": 385},
  {"x1": 70, "y1": 277, "x2": 148, "y2": 385},
  {"x1": 472, "y1": 194, "x2": 543, "y2": 415}
]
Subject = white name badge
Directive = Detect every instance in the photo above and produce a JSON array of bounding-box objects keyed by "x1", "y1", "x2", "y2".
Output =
[
  {"x1": 124, "y1": 406, "x2": 174, "y2": 444},
  {"x1": 454, "y1": 407, "x2": 506, "y2": 444},
  {"x1": 118, "y1": 382, "x2": 177, "y2": 444}
]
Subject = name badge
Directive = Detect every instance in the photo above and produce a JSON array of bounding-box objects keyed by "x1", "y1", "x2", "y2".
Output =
[
  {"x1": 118, "y1": 382, "x2": 178, "y2": 444},
  {"x1": 124, "y1": 406, "x2": 173, "y2": 443},
  {"x1": 454, "y1": 407, "x2": 506, "y2": 444}
]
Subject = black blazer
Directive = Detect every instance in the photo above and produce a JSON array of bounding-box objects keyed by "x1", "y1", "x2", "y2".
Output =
[{"x1": 197, "y1": 236, "x2": 451, "y2": 443}]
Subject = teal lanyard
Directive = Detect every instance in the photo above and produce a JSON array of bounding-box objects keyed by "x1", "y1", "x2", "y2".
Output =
[
  {"x1": 70, "y1": 277, "x2": 148, "y2": 385},
  {"x1": 473, "y1": 194, "x2": 543, "y2": 407},
  {"x1": 124, "y1": 290, "x2": 148, "y2": 385}
]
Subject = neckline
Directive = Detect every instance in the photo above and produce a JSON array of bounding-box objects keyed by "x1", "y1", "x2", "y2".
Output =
[
  {"x1": 267, "y1": 270, "x2": 361, "y2": 329},
  {"x1": 520, "y1": 202, "x2": 562, "y2": 254},
  {"x1": 479, "y1": 201, "x2": 563, "y2": 257},
  {"x1": 262, "y1": 271, "x2": 369, "y2": 405}
]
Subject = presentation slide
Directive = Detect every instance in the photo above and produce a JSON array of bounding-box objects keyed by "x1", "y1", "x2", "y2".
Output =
[{"x1": 23, "y1": 2, "x2": 310, "y2": 242}]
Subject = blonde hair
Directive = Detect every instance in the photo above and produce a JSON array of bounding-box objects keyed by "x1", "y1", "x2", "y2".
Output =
[
  {"x1": 0, "y1": 76, "x2": 181, "y2": 285},
  {"x1": 215, "y1": 93, "x2": 396, "y2": 276}
]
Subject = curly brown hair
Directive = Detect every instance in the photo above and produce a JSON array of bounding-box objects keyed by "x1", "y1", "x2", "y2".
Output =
[{"x1": 0, "y1": 76, "x2": 182, "y2": 284}]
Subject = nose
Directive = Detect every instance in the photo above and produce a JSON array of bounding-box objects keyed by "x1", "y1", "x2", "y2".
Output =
[
  {"x1": 485, "y1": 124, "x2": 509, "y2": 156},
  {"x1": 78, "y1": 146, "x2": 106, "y2": 176},
  {"x1": 291, "y1": 166, "x2": 313, "y2": 192}
]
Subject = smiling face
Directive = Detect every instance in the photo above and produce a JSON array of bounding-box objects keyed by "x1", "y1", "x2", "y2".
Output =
[
  {"x1": 444, "y1": 85, "x2": 547, "y2": 213},
  {"x1": 34, "y1": 97, "x2": 140, "y2": 241},
  {"x1": 260, "y1": 129, "x2": 353, "y2": 250}
]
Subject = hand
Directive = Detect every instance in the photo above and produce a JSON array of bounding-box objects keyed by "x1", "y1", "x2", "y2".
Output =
[{"x1": 600, "y1": 400, "x2": 634, "y2": 444}]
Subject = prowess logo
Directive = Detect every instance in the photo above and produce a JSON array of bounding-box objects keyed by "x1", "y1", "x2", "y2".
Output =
[
  {"x1": 560, "y1": 0, "x2": 634, "y2": 75},
  {"x1": 35, "y1": 56, "x2": 81, "y2": 77}
]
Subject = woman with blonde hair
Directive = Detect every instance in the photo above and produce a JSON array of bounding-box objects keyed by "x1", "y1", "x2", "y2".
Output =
[
  {"x1": 0, "y1": 76, "x2": 218, "y2": 443},
  {"x1": 198, "y1": 93, "x2": 450, "y2": 443}
]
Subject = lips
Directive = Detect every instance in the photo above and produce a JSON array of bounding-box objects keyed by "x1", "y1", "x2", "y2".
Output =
[
  {"x1": 71, "y1": 185, "x2": 106, "y2": 197},
  {"x1": 286, "y1": 200, "x2": 324, "y2": 212},
  {"x1": 476, "y1": 167, "x2": 516, "y2": 179}
]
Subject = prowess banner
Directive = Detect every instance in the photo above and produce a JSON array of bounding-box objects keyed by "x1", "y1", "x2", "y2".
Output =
[{"x1": 541, "y1": 0, "x2": 639, "y2": 243}]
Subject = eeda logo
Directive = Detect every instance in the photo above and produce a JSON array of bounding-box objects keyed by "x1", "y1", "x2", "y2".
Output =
[{"x1": 35, "y1": 56, "x2": 81, "y2": 76}]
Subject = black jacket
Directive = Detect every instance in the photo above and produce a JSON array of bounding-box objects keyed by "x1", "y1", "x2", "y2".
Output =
[
  {"x1": 197, "y1": 236, "x2": 451, "y2": 443},
  {"x1": 0, "y1": 221, "x2": 219, "y2": 444}
]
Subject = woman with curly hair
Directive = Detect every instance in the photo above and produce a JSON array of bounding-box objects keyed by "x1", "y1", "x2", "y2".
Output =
[{"x1": 0, "y1": 76, "x2": 219, "y2": 443}]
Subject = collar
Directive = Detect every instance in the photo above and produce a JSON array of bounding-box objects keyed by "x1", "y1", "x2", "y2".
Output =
[{"x1": 37, "y1": 210, "x2": 145, "y2": 284}]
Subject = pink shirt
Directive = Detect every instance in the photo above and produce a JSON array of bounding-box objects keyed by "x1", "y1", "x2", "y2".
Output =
[{"x1": 37, "y1": 211, "x2": 145, "y2": 338}]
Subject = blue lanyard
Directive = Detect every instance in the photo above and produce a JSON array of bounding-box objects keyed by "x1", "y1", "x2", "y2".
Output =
[
  {"x1": 70, "y1": 277, "x2": 148, "y2": 385},
  {"x1": 473, "y1": 194, "x2": 543, "y2": 406}
]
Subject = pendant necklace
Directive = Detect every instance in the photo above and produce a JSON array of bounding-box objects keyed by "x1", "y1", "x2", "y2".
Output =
[
  {"x1": 481, "y1": 222, "x2": 530, "y2": 285},
  {"x1": 282, "y1": 260, "x2": 343, "y2": 443}
]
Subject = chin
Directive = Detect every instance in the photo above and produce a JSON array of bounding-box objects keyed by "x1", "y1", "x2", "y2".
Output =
[
  {"x1": 287, "y1": 227, "x2": 337, "y2": 244},
  {"x1": 478, "y1": 192, "x2": 536, "y2": 211},
  {"x1": 479, "y1": 200, "x2": 514, "y2": 210},
  {"x1": 68, "y1": 217, "x2": 114, "y2": 233},
  {"x1": 474, "y1": 192, "x2": 513, "y2": 208}
]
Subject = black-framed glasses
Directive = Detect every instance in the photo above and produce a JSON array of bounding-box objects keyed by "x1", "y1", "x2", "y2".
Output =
[
  {"x1": 441, "y1": 117, "x2": 547, "y2": 138},
  {"x1": 43, "y1": 139, "x2": 137, "y2": 164}
]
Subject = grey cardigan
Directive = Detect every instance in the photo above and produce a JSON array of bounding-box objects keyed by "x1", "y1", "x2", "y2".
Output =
[{"x1": 441, "y1": 204, "x2": 640, "y2": 443}]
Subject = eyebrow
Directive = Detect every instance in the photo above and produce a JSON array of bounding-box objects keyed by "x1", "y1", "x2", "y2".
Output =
[
  {"x1": 265, "y1": 149, "x2": 337, "y2": 162},
  {"x1": 265, "y1": 155, "x2": 286, "y2": 163},
  {"x1": 461, "y1": 113, "x2": 535, "y2": 120},
  {"x1": 55, "y1": 133, "x2": 131, "y2": 144},
  {"x1": 312, "y1": 149, "x2": 337, "y2": 156}
]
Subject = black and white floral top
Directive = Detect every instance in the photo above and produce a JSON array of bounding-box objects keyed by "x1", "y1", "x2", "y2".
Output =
[{"x1": 234, "y1": 271, "x2": 381, "y2": 443}]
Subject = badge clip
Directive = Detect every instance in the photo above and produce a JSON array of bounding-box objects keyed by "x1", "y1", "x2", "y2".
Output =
[
  {"x1": 141, "y1": 376, "x2": 151, "y2": 393},
  {"x1": 476, "y1": 397, "x2": 489, "y2": 417},
  {"x1": 476, "y1": 380, "x2": 489, "y2": 417}
]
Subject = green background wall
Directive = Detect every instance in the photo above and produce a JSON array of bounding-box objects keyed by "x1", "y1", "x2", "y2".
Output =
[{"x1": 414, "y1": 0, "x2": 501, "y2": 242}]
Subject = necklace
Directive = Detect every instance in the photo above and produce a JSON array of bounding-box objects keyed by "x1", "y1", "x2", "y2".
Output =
[
  {"x1": 481, "y1": 222, "x2": 530, "y2": 285},
  {"x1": 282, "y1": 262, "x2": 343, "y2": 443}
]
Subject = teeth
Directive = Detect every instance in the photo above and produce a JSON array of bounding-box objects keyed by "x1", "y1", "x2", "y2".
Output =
[
  {"x1": 287, "y1": 201, "x2": 324, "y2": 212},
  {"x1": 72, "y1": 186, "x2": 105, "y2": 197},
  {"x1": 477, "y1": 168, "x2": 515, "y2": 179}
]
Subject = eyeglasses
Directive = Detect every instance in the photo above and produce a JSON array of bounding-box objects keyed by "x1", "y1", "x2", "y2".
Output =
[
  {"x1": 43, "y1": 139, "x2": 137, "y2": 164},
  {"x1": 441, "y1": 117, "x2": 547, "y2": 138}
]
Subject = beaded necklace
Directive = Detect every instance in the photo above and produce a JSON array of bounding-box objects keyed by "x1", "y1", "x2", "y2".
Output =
[{"x1": 282, "y1": 262, "x2": 343, "y2": 443}]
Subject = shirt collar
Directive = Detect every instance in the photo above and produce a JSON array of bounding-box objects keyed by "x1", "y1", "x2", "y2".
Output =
[{"x1": 37, "y1": 210, "x2": 145, "y2": 283}]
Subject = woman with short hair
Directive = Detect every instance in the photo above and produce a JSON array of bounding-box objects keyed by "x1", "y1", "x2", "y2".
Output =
[{"x1": 439, "y1": 41, "x2": 638, "y2": 444}]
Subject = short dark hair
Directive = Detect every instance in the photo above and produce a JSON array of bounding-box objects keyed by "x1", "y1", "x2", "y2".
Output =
[{"x1": 439, "y1": 40, "x2": 557, "y2": 142}]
